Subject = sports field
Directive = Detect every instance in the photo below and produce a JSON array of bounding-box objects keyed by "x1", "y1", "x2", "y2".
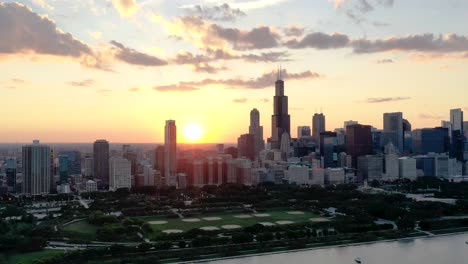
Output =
[{"x1": 140, "y1": 209, "x2": 328, "y2": 233}]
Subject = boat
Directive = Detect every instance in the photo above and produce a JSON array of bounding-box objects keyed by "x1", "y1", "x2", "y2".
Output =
[{"x1": 354, "y1": 257, "x2": 362, "y2": 263}]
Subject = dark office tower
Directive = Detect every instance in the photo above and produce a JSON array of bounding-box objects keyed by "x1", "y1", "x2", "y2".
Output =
[
  {"x1": 320, "y1": 132, "x2": 338, "y2": 168},
  {"x1": 123, "y1": 151, "x2": 138, "y2": 177},
  {"x1": 164, "y1": 120, "x2": 177, "y2": 184},
  {"x1": 270, "y1": 70, "x2": 290, "y2": 150},
  {"x1": 154, "y1": 145, "x2": 165, "y2": 172},
  {"x1": 450, "y1": 108, "x2": 464, "y2": 136},
  {"x1": 58, "y1": 151, "x2": 81, "y2": 175},
  {"x1": 249, "y1": 108, "x2": 265, "y2": 156},
  {"x1": 346, "y1": 124, "x2": 373, "y2": 167},
  {"x1": 412, "y1": 127, "x2": 450, "y2": 155},
  {"x1": 238, "y1": 134, "x2": 256, "y2": 161},
  {"x1": 320, "y1": 132, "x2": 337, "y2": 156},
  {"x1": 383, "y1": 112, "x2": 404, "y2": 153},
  {"x1": 93, "y1": 139, "x2": 109, "y2": 188},
  {"x1": 312, "y1": 113, "x2": 326, "y2": 145},
  {"x1": 224, "y1": 147, "x2": 238, "y2": 158},
  {"x1": 6, "y1": 159, "x2": 17, "y2": 193},
  {"x1": 22, "y1": 140, "x2": 51, "y2": 195}
]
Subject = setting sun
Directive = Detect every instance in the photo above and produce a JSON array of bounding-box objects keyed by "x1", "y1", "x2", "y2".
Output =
[{"x1": 183, "y1": 123, "x2": 204, "y2": 142}]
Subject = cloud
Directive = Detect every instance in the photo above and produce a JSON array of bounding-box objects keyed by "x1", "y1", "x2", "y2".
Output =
[
  {"x1": 162, "y1": 16, "x2": 280, "y2": 51},
  {"x1": 158, "y1": 69, "x2": 321, "y2": 90},
  {"x1": 233, "y1": 98, "x2": 248, "y2": 103},
  {"x1": 112, "y1": 0, "x2": 138, "y2": 17},
  {"x1": 419, "y1": 113, "x2": 443, "y2": 120},
  {"x1": 376, "y1": 59, "x2": 394, "y2": 64},
  {"x1": 128, "y1": 87, "x2": 140, "y2": 92},
  {"x1": 193, "y1": 63, "x2": 227, "y2": 74},
  {"x1": 172, "y1": 49, "x2": 288, "y2": 66},
  {"x1": 286, "y1": 32, "x2": 350, "y2": 49},
  {"x1": 283, "y1": 26, "x2": 305, "y2": 37},
  {"x1": 259, "y1": 98, "x2": 269, "y2": 103},
  {"x1": 352, "y1": 34, "x2": 468, "y2": 54},
  {"x1": 67, "y1": 79, "x2": 95, "y2": 87},
  {"x1": 110, "y1": 40, "x2": 168, "y2": 66},
  {"x1": 184, "y1": 3, "x2": 245, "y2": 22},
  {"x1": 0, "y1": 3, "x2": 92, "y2": 58},
  {"x1": 331, "y1": 0, "x2": 394, "y2": 26},
  {"x1": 153, "y1": 84, "x2": 200, "y2": 92},
  {"x1": 366, "y1": 97, "x2": 411, "y2": 103},
  {"x1": 10, "y1": 78, "x2": 28, "y2": 84}
]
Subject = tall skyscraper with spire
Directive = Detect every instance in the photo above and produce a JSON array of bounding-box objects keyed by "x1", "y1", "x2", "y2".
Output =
[
  {"x1": 249, "y1": 108, "x2": 265, "y2": 156},
  {"x1": 270, "y1": 68, "x2": 290, "y2": 150}
]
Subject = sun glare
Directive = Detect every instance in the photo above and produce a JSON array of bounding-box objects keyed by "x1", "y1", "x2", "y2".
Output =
[{"x1": 183, "y1": 123, "x2": 203, "y2": 142}]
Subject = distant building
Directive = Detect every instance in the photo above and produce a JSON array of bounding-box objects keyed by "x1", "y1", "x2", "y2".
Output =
[
  {"x1": 270, "y1": 70, "x2": 290, "y2": 150},
  {"x1": 5, "y1": 159, "x2": 17, "y2": 193},
  {"x1": 85, "y1": 180, "x2": 97, "y2": 192},
  {"x1": 312, "y1": 113, "x2": 326, "y2": 144},
  {"x1": 383, "y1": 112, "x2": 404, "y2": 153},
  {"x1": 325, "y1": 168, "x2": 345, "y2": 185},
  {"x1": 249, "y1": 108, "x2": 265, "y2": 156},
  {"x1": 399, "y1": 157, "x2": 417, "y2": 180},
  {"x1": 238, "y1": 134, "x2": 256, "y2": 161},
  {"x1": 344, "y1": 120, "x2": 358, "y2": 130},
  {"x1": 450, "y1": 108, "x2": 464, "y2": 137},
  {"x1": 143, "y1": 165, "x2": 156, "y2": 186},
  {"x1": 346, "y1": 124, "x2": 373, "y2": 167},
  {"x1": 164, "y1": 120, "x2": 177, "y2": 186},
  {"x1": 357, "y1": 155, "x2": 383, "y2": 182},
  {"x1": 412, "y1": 128, "x2": 450, "y2": 154},
  {"x1": 297, "y1": 126, "x2": 311, "y2": 138},
  {"x1": 383, "y1": 143, "x2": 399, "y2": 181},
  {"x1": 93, "y1": 139, "x2": 110, "y2": 188},
  {"x1": 109, "y1": 156, "x2": 131, "y2": 191},
  {"x1": 83, "y1": 156, "x2": 93, "y2": 177},
  {"x1": 22, "y1": 140, "x2": 51, "y2": 195},
  {"x1": 154, "y1": 145, "x2": 165, "y2": 173}
]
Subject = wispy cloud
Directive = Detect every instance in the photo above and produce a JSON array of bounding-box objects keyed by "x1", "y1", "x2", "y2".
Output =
[
  {"x1": 153, "y1": 84, "x2": 200, "y2": 92},
  {"x1": 419, "y1": 113, "x2": 443, "y2": 119},
  {"x1": 233, "y1": 98, "x2": 248, "y2": 103},
  {"x1": 67, "y1": 79, "x2": 94, "y2": 87},
  {"x1": 110, "y1": 40, "x2": 168, "y2": 66},
  {"x1": 183, "y1": 3, "x2": 245, "y2": 22},
  {"x1": 366, "y1": 97, "x2": 411, "y2": 103},
  {"x1": 376, "y1": 59, "x2": 394, "y2": 64},
  {"x1": 128, "y1": 87, "x2": 140, "y2": 92}
]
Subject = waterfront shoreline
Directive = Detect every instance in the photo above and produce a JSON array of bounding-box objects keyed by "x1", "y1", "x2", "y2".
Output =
[{"x1": 181, "y1": 230, "x2": 468, "y2": 264}]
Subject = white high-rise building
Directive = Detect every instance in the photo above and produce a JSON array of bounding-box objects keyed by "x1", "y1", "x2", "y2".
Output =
[
  {"x1": 287, "y1": 165, "x2": 309, "y2": 185},
  {"x1": 83, "y1": 157, "x2": 94, "y2": 177},
  {"x1": 109, "y1": 157, "x2": 131, "y2": 191},
  {"x1": 399, "y1": 157, "x2": 417, "y2": 180},
  {"x1": 164, "y1": 120, "x2": 177, "y2": 186},
  {"x1": 143, "y1": 165, "x2": 156, "y2": 186},
  {"x1": 22, "y1": 140, "x2": 51, "y2": 195},
  {"x1": 383, "y1": 143, "x2": 399, "y2": 181},
  {"x1": 86, "y1": 180, "x2": 98, "y2": 192}
]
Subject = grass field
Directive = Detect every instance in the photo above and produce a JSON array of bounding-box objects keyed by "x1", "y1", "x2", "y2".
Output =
[
  {"x1": 7, "y1": 250, "x2": 63, "y2": 264},
  {"x1": 62, "y1": 220, "x2": 99, "y2": 240},
  {"x1": 62, "y1": 209, "x2": 328, "y2": 239},
  {"x1": 141, "y1": 209, "x2": 325, "y2": 232}
]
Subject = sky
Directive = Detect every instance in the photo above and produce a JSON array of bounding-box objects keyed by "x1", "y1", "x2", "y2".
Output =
[{"x1": 1, "y1": 0, "x2": 468, "y2": 143}]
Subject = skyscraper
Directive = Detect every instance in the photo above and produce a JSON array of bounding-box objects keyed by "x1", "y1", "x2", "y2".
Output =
[
  {"x1": 154, "y1": 145, "x2": 165, "y2": 173},
  {"x1": 450, "y1": 108, "x2": 464, "y2": 135},
  {"x1": 93, "y1": 139, "x2": 109, "y2": 188},
  {"x1": 346, "y1": 124, "x2": 373, "y2": 167},
  {"x1": 109, "y1": 156, "x2": 131, "y2": 191},
  {"x1": 297, "y1": 126, "x2": 311, "y2": 138},
  {"x1": 164, "y1": 120, "x2": 177, "y2": 185},
  {"x1": 383, "y1": 112, "x2": 404, "y2": 153},
  {"x1": 270, "y1": 69, "x2": 290, "y2": 150},
  {"x1": 237, "y1": 134, "x2": 256, "y2": 161},
  {"x1": 249, "y1": 108, "x2": 265, "y2": 156},
  {"x1": 22, "y1": 140, "x2": 51, "y2": 195},
  {"x1": 312, "y1": 113, "x2": 326, "y2": 145}
]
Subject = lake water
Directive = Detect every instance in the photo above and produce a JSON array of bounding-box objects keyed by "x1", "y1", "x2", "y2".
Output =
[{"x1": 207, "y1": 233, "x2": 468, "y2": 264}]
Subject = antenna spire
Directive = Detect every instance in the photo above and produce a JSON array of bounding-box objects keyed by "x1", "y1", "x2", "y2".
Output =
[{"x1": 279, "y1": 65, "x2": 282, "y2": 80}]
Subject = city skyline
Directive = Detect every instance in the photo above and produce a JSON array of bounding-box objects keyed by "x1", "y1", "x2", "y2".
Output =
[{"x1": 2, "y1": 0, "x2": 468, "y2": 143}]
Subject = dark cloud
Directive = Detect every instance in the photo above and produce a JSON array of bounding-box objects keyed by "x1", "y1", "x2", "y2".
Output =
[
  {"x1": 173, "y1": 49, "x2": 288, "y2": 65},
  {"x1": 334, "y1": 0, "x2": 394, "y2": 26},
  {"x1": 286, "y1": 32, "x2": 350, "y2": 49},
  {"x1": 352, "y1": 34, "x2": 468, "y2": 54},
  {"x1": 419, "y1": 113, "x2": 443, "y2": 119},
  {"x1": 158, "y1": 69, "x2": 321, "y2": 91},
  {"x1": 233, "y1": 98, "x2": 248, "y2": 103},
  {"x1": 110, "y1": 40, "x2": 167, "y2": 66},
  {"x1": 283, "y1": 26, "x2": 305, "y2": 37},
  {"x1": 241, "y1": 51, "x2": 289, "y2": 62},
  {"x1": 356, "y1": 0, "x2": 374, "y2": 13},
  {"x1": 185, "y1": 3, "x2": 245, "y2": 22},
  {"x1": 67, "y1": 79, "x2": 94, "y2": 87},
  {"x1": 193, "y1": 63, "x2": 227, "y2": 74},
  {"x1": 366, "y1": 97, "x2": 411, "y2": 103},
  {"x1": 376, "y1": 59, "x2": 394, "y2": 64},
  {"x1": 153, "y1": 83, "x2": 200, "y2": 92},
  {"x1": 212, "y1": 24, "x2": 280, "y2": 50},
  {"x1": 0, "y1": 2, "x2": 99, "y2": 64}
]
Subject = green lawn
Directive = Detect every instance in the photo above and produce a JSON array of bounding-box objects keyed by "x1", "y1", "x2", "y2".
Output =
[
  {"x1": 62, "y1": 220, "x2": 99, "y2": 240},
  {"x1": 62, "y1": 209, "x2": 327, "y2": 239},
  {"x1": 7, "y1": 250, "x2": 63, "y2": 264},
  {"x1": 141, "y1": 209, "x2": 324, "y2": 232}
]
